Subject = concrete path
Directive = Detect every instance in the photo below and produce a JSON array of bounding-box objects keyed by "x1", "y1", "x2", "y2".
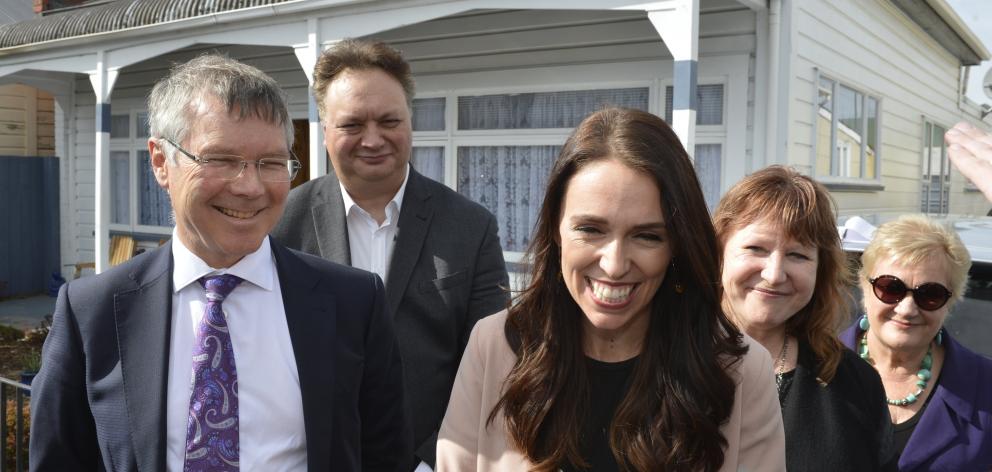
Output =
[{"x1": 0, "y1": 294, "x2": 56, "y2": 330}]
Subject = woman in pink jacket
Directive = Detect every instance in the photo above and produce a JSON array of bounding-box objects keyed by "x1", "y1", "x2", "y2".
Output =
[{"x1": 436, "y1": 107, "x2": 785, "y2": 472}]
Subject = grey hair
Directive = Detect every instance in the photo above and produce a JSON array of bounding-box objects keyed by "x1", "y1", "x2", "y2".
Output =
[{"x1": 147, "y1": 53, "x2": 294, "y2": 164}]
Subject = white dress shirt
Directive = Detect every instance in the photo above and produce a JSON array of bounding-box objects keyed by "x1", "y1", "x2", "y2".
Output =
[
  {"x1": 340, "y1": 164, "x2": 410, "y2": 284},
  {"x1": 166, "y1": 233, "x2": 307, "y2": 472},
  {"x1": 342, "y1": 165, "x2": 435, "y2": 471}
]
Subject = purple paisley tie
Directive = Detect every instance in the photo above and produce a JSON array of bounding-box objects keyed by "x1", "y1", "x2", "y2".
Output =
[{"x1": 184, "y1": 274, "x2": 243, "y2": 471}]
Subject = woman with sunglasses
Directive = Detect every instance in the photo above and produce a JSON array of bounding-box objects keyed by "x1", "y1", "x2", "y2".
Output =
[
  {"x1": 713, "y1": 166, "x2": 896, "y2": 471},
  {"x1": 841, "y1": 214, "x2": 992, "y2": 470}
]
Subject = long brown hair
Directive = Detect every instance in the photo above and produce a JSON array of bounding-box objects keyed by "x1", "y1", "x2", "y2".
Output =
[
  {"x1": 712, "y1": 165, "x2": 848, "y2": 383},
  {"x1": 491, "y1": 107, "x2": 746, "y2": 471}
]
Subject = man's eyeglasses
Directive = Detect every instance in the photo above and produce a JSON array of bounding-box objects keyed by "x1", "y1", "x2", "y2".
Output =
[
  {"x1": 162, "y1": 138, "x2": 301, "y2": 182},
  {"x1": 868, "y1": 275, "x2": 952, "y2": 311}
]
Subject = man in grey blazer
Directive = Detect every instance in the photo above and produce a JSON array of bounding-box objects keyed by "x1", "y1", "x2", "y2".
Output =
[{"x1": 271, "y1": 39, "x2": 510, "y2": 471}]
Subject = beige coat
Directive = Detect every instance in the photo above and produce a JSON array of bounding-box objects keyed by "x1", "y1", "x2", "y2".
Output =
[{"x1": 437, "y1": 311, "x2": 786, "y2": 472}]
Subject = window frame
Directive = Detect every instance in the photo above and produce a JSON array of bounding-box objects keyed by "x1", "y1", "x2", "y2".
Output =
[
  {"x1": 920, "y1": 117, "x2": 951, "y2": 215},
  {"x1": 108, "y1": 108, "x2": 173, "y2": 236},
  {"x1": 411, "y1": 79, "x2": 733, "y2": 264},
  {"x1": 810, "y1": 68, "x2": 884, "y2": 188},
  {"x1": 412, "y1": 81, "x2": 656, "y2": 264}
]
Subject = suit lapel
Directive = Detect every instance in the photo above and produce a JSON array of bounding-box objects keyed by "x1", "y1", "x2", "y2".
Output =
[
  {"x1": 273, "y1": 243, "x2": 335, "y2": 472},
  {"x1": 313, "y1": 173, "x2": 350, "y2": 265},
  {"x1": 385, "y1": 170, "x2": 433, "y2": 316},
  {"x1": 115, "y1": 243, "x2": 174, "y2": 472}
]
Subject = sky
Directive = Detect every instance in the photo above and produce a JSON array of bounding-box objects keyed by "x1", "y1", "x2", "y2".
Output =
[{"x1": 945, "y1": 0, "x2": 992, "y2": 105}]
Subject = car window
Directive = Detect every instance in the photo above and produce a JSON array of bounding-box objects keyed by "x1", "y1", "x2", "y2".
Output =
[{"x1": 944, "y1": 263, "x2": 992, "y2": 359}]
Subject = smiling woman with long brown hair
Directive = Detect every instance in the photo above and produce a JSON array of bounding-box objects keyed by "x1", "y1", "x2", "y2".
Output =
[{"x1": 435, "y1": 107, "x2": 785, "y2": 471}]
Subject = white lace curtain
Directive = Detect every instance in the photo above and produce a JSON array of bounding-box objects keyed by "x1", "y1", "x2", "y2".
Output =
[
  {"x1": 412, "y1": 98, "x2": 446, "y2": 131},
  {"x1": 457, "y1": 88, "x2": 649, "y2": 130},
  {"x1": 456, "y1": 145, "x2": 559, "y2": 252},
  {"x1": 411, "y1": 147, "x2": 444, "y2": 183},
  {"x1": 693, "y1": 144, "x2": 722, "y2": 212},
  {"x1": 665, "y1": 84, "x2": 724, "y2": 125},
  {"x1": 110, "y1": 151, "x2": 130, "y2": 224},
  {"x1": 137, "y1": 150, "x2": 172, "y2": 226},
  {"x1": 110, "y1": 150, "x2": 172, "y2": 228}
]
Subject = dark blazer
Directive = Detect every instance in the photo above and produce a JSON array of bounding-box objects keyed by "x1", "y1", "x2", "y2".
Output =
[
  {"x1": 781, "y1": 340, "x2": 896, "y2": 471},
  {"x1": 272, "y1": 168, "x2": 509, "y2": 468},
  {"x1": 29, "y1": 240, "x2": 411, "y2": 472},
  {"x1": 841, "y1": 323, "x2": 992, "y2": 471}
]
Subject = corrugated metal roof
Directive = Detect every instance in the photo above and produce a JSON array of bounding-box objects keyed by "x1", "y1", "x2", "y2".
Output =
[{"x1": 0, "y1": 0, "x2": 294, "y2": 49}]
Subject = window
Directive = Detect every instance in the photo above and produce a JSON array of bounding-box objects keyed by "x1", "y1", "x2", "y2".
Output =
[
  {"x1": 921, "y1": 120, "x2": 950, "y2": 214},
  {"x1": 109, "y1": 111, "x2": 172, "y2": 234},
  {"x1": 694, "y1": 143, "x2": 723, "y2": 211},
  {"x1": 665, "y1": 84, "x2": 726, "y2": 210},
  {"x1": 664, "y1": 84, "x2": 724, "y2": 125},
  {"x1": 412, "y1": 87, "x2": 649, "y2": 256},
  {"x1": 813, "y1": 73, "x2": 880, "y2": 181}
]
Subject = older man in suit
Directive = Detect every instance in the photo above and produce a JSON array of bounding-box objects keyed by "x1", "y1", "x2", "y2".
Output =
[
  {"x1": 29, "y1": 54, "x2": 410, "y2": 472},
  {"x1": 272, "y1": 39, "x2": 509, "y2": 471}
]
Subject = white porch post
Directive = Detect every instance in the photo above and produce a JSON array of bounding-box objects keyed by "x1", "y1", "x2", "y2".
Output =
[
  {"x1": 293, "y1": 18, "x2": 327, "y2": 180},
  {"x1": 647, "y1": 0, "x2": 699, "y2": 158},
  {"x1": 88, "y1": 51, "x2": 118, "y2": 274}
]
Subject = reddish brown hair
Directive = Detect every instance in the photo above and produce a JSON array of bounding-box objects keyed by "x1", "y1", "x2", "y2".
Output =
[{"x1": 713, "y1": 165, "x2": 849, "y2": 383}]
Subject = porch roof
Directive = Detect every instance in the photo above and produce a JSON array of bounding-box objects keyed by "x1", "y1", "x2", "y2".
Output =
[{"x1": 0, "y1": 0, "x2": 293, "y2": 50}]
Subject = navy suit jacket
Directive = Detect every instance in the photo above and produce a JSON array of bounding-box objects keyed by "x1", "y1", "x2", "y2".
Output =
[
  {"x1": 841, "y1": 323, "x2": 992, "y2": 471},
  {"x1": 29, "y1": 240, "x2": 411, "y2": 472}
]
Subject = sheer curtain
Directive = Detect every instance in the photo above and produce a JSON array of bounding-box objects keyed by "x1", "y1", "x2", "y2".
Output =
[
  {"x1": 457, "y1": 88, "x2": 649, "y2": 130},
  {"x1": 411, "y1": 147, "x2": 444, "y2": 183},
  {"x1": 137, "y1": 150, "x2": 172, "y2": 226},
  {"x1": 110, "y1": 151, "x2": 130, "y2": 224},
  {"x1": 665, "y1": 84, "x2": 724, "y2": 125},
  {"x1": 457, "y1": 145, "x2": 558, "y2": 252},
  {"x1": 694, "y1": 144, "x2": 722, "y2": 213},
  {"x1": 412, "y1": 98, "x2": 445, "y2": 131}
]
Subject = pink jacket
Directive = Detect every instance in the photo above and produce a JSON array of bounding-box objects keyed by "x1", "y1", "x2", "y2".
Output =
[{"x1": 437, "y1": 311, "x2": 786, "y2": 472}]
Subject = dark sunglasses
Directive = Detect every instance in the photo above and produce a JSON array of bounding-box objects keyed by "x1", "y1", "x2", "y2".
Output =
[{"x1": 868, "y1": 275, "x2": 952, "y2": 311}]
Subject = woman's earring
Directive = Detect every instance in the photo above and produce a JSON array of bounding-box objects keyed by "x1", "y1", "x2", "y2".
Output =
[
  {"x1": 671, "y1": 260, "x2": 684, "y2": 294},
  {"x1": 935, "y1": 328, "x2": 943, "y2": 346},
  {"x1": 859, "y1": 315, "x2": 870, "y2": 331}
]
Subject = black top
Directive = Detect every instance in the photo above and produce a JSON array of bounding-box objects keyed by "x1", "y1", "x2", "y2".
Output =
[
  {"x1": 777, "y1": 369, "x2": 796, "y2": 404},
  {"x1": 561, "y1": 356, "x2": 638, "y2": 472},
  {"x1": 780, "y1": 340, "x2": 898, "y2": 471}
]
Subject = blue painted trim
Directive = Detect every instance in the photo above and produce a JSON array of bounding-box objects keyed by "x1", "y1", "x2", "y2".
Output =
[
  {"x1": 99, "y1": 103, "x2": 111, "y2": 134},
  {"x1": 672, "y1": 60, "x2": 698, "y2": 111}
]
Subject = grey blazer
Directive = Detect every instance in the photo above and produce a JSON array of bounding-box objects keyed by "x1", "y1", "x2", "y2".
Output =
[{"x1": 272, "y1": 167, "x2": 510, "y2": 469}]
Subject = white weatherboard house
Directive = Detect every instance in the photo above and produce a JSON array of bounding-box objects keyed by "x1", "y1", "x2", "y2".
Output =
[{"x1": 0, "y1": 0, "x2": 988, "y2": 277}]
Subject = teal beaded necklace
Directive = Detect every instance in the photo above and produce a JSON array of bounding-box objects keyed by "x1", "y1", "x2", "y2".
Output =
[{"x1": 857, "y1": 317, "x2": 934, "y2": 406}]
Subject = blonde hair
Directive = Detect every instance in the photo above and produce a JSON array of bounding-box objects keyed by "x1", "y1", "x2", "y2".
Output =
[{"x1": 860, "y1": 214, "x2": 971, "y2": 309}]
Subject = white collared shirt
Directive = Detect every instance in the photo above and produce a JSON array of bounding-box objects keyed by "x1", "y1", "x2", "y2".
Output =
[
  {"x1": 166, "y1": 233, "x2": 307, "y2": 472},
  {"x1": 340, "y1": 164, "x2": 410, "y2": 284}
]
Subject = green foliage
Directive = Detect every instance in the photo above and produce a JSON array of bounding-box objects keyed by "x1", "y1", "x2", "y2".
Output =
[
  {"x1": 20, "y1": 348, "x2": 41, "y2": 373},
  {"x1": 0, "y1": 325, "x2": 24, "y2": 344}
]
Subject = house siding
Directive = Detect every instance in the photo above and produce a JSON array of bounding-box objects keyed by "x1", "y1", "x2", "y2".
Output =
[
  {"x1": 0, "y1": 83, "x2": 55, "y2": 157},
  {"x1": 786, "y1": 0, "x2": 988, "y2": 217},
  {"x1": 63, "y1": 2, "x2": 758, "y2": 267}
]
